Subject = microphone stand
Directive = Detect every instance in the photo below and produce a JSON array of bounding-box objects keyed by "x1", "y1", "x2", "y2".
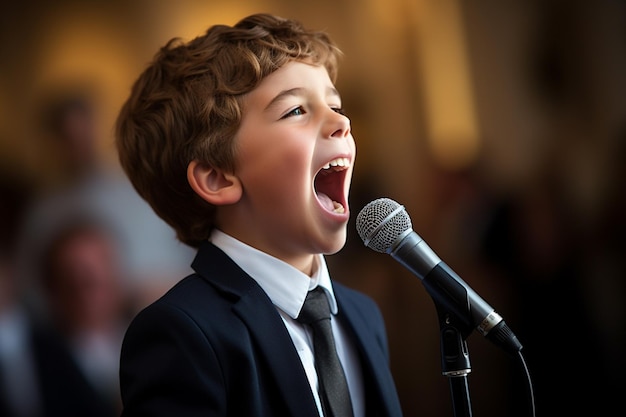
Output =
[{"x1": 434, "y1": 302, "x2": 473, "y2": 417}]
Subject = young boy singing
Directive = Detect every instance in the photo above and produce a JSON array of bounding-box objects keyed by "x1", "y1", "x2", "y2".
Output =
[{"x1": 116, "y1": 13, "x2": 403, "y2": 417}]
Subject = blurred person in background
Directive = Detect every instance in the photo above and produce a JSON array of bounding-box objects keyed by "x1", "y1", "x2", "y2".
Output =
[
  {"x1": 0, "y1": 169, "x2": 39, "y2": 417},
  {"x1": 37, "y1": 214, "x2": 131, "y2": 416},
  {"x1": 18, "y1": 86, "x2": 195, "y2": 312},
  {"x1": 1, "y1": 171, "x2": 119, "y2": 417}
]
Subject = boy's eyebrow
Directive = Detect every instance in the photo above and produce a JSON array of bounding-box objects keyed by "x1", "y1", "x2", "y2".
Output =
[{"x1": 264, "y1": 86, "x2": 342, "y2": 111}]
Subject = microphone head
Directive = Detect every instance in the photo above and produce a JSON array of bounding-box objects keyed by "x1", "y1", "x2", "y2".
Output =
[{"x1": 355, "y1": 197, "x2": 412, "y2": 253}]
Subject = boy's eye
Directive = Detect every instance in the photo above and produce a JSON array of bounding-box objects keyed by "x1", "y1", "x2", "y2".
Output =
[
  {"x1": 333, "y1": 107, "x2": 347, "y2": 116},
  {"x1": 280, "y1": 106, "x2": 347, "y2": 119},
  {"x1": 282, "y1": 106, "x2": 305, "y2": 119}
]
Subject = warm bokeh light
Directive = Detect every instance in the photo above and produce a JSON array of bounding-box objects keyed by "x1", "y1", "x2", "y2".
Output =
[
  {"x1": 1, "y1": 1, "x2": 625, "y2": 416},
  {"x1": 412, "y1": 0, "x2": 480, "y2": 171}
]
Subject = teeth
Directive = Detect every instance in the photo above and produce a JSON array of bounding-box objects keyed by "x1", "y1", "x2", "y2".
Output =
[
  {"x1": 322, "y1": 157, "x2": 350, "y2": 170},
  {"x1": 333, "y1": 201, "x2": 345, "y2": 214}
]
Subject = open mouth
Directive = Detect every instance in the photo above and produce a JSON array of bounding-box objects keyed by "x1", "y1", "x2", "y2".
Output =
[{"x1": 314, "y1": 157, "x2": 349, "y2": 214}]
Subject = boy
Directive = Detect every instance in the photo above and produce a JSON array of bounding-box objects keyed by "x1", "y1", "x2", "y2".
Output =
[{"x1": 116, "y1": 13, "x2": 403, "y2": 417}]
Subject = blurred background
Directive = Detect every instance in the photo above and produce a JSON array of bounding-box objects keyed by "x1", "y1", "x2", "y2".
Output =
[{"x1": 1, "y1": 0, "x2": 624, "y2": 416}]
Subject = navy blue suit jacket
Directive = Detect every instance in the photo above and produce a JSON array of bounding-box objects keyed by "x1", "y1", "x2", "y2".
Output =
[{"x1": 120, "y1": 242, "x2": 403, "y2": 416}]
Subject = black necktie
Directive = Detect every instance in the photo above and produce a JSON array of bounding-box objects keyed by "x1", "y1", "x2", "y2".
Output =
[{"x1": 297, "y1": 287, "x2": 354, "y2": 417}]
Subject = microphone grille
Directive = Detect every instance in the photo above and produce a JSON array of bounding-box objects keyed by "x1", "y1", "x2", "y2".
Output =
[{"x1": 355, "y1": 197, "x2": 412, "y2": 253}]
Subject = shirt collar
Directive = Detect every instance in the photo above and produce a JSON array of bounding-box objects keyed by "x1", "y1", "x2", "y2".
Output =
[{"x1": 209, "y1": 229, "x2": 338, "y2": 319}]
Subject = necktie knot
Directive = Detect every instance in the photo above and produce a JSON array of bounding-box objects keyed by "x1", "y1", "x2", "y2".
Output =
[{"x1": 297, "y1": 287, "x2": 331, "y2": 325}]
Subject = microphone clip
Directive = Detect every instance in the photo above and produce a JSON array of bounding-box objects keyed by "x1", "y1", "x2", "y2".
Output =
[
  {"x1": 434, "y1": 300, "x2": 475, "y2": 417},
  {"x1": 434, "y1": 300, "x2": 472, "y2": 377}
]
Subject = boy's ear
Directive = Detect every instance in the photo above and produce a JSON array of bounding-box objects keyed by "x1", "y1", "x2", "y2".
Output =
[{"x1": 187, "y1": 160, "x2": 242, "y2": 205}]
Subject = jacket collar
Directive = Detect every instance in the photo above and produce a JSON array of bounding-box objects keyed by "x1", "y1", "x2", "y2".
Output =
[{"x1": 191, "y1": 241, "x2": 320, "y2": 417}]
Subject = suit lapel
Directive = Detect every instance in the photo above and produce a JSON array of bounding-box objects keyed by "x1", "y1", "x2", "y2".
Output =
[
  {"x1": 234, "y1": 290, "x2": 320, "y2": 417},
  {"x1": 335, "y1": 285, "x2": 403, "y2": 417},
  {"x1": 192, "y1": 242, "x2": 319, "y2": 417}
]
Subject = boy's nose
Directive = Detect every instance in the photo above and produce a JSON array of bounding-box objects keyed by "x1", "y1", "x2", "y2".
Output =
[{"x1": 324, "y1": 110, "x2": 351, "y2": 139}]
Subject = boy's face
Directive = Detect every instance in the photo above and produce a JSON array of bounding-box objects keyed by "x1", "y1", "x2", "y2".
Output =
[{"x1": 224, "y1": 61, "x2": 355, "y2": 273}]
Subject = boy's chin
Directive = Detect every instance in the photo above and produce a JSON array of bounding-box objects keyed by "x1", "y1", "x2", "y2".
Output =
[{"x1": 320, "y1": 233, "x2": 348, "y2": 255}]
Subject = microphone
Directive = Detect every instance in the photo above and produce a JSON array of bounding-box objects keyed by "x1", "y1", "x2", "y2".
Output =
[{"x1": 356, "y1": 197, "x2": 522, "y2": 355}]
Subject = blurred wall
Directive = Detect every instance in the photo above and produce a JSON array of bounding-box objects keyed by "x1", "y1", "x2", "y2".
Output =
[{"x1": 1, "y1": 0, "x2": 625, "y2": 415}]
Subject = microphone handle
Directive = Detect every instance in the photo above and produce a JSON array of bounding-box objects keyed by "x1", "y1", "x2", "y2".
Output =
[{"x1": 390, "y1": 231, "x2": 522, "y2": 354}]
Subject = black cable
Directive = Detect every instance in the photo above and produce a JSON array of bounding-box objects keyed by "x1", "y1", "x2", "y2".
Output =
[{"x1": 517, "y1": 350, "x2": 536, "y2": 417}]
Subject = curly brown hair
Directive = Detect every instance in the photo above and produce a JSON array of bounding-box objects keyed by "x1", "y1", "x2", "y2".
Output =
[{"x1": 116, "y1": 14, "x2": 343, "y2": 248}]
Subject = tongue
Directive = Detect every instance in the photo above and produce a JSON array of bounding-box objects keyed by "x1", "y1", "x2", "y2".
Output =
[{"x1": 317, "y1": 192, "x2": 335, "y2": 211}]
